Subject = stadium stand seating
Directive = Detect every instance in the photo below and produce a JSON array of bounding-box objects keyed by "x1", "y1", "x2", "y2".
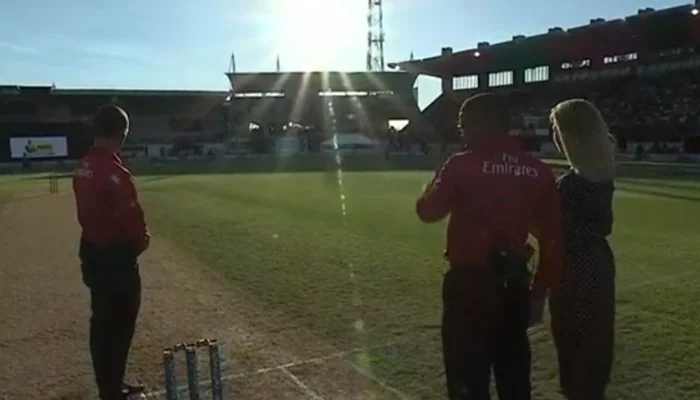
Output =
[
  {"x1": 127, "y1": 116, "x2": 174, "y2": 143},
  {"x1": 395, "y1": 4, "x2": 700, "y2": 152},
  {"x1": 415, "y1": 66, "x2": 700, "y2": 143}
]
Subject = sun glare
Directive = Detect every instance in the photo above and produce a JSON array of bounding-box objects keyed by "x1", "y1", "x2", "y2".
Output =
[{"x1": 267, "y1": 0, "x2": 366, "y2": 70}]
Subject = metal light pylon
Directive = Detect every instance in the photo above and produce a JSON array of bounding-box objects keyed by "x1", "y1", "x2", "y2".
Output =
[{"x1": 367, "y1": 0, "x2": 385, "y2": 71}]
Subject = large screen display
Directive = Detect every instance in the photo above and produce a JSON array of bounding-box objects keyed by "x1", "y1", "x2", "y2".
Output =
[{"x1": 10, "y1": 137, "x2": 68, "y2": 159}]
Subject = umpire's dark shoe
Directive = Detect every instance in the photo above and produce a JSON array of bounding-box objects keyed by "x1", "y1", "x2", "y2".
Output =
[{"x1": 121, "y1": 382, "x2": 145, "y2": 395}]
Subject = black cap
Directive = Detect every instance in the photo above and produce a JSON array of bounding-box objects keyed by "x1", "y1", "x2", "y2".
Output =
[{"x1": 93, "y1": 104, "x2": 129, "y2": 139}]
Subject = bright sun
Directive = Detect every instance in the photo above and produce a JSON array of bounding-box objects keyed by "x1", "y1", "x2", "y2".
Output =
[{"x1": 267, "y1": 0, "x2": 366, "y2": 70}]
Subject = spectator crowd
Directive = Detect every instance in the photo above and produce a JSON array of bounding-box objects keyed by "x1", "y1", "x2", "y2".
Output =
[{"x1": 508, "y1": 68, "x2": 700, "y2": 140}]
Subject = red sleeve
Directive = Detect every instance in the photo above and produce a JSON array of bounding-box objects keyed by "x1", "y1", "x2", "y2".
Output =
[
  {"x1": 110, "y1": 165, "x2": 149, "y2": 244},
  {"x1": 530, "y1": 167, "x2": 564, "y2": 300},
  {"x1": 416, "y1": 155, "x2": 458, "y2": 223}
]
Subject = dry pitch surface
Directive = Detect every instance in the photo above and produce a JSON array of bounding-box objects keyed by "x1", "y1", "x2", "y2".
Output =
[{"x1": 0, "y1": 181, "x2": 409, "y2": 400}]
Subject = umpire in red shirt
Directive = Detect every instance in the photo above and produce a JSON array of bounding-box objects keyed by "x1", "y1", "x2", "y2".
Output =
[
  {"x1": 73, "y1": 104, "x2": 150, "y2": 400},
  {"x1": 416, "y1": 93, "x2": 564, "y2": 400}
]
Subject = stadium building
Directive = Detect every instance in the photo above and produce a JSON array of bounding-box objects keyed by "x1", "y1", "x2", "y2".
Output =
[
  {"x1": 0, "y1": 70, "x2": 420, "y2": 163},
  {"x1": 392, "y1": 3, "x2": 700, "y2": 157},
  {"x1": 5, "y1": 3, "x2": 700, "y2": 164},
  {"x1": 227, "y1": 71, "x2": 417, "y2": 133},
  {"x1": 226, "y1": 71, "x2": 420, "y2": 153},
  {"x1": 0, "y1": 86, "x2": 228, "y2": 162}
]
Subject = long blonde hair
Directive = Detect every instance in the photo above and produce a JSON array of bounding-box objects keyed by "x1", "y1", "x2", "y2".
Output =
[{"x1": 550, "y1": 99, "x2": 615, "y2": 182}]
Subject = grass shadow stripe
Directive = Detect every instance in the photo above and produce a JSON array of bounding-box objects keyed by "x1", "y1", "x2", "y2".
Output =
[{"x1": 616, "y1": 270, "x2": 700, "y2": 293}]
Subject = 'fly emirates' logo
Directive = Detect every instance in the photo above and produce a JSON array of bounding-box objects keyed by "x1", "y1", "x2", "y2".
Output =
[{"x1": 482, "y1": 153, "x2": 539, "y2": 178}]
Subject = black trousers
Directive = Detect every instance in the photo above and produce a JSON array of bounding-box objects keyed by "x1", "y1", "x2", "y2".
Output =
[
  {"x1": 441, "y1": 267, "x2": 531, "y2": 400},
  {"x1": 80, "y1": 241, "x2": 142, "y2": 400}
]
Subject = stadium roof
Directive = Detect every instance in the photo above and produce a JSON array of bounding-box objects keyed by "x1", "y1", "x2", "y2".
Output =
[
  {"x1": 0, "y1": 85, "x2": 228, "y2": 97},
  {"x1": 391, "y1": 3, "x2": 700, "y2": 77},
  {"x1": 226, "y1": 71, "x2": 416, "y2": 96},
  {"x1": 52, "y1": 89, "x2": 229, "y2": 97},
  {"x1": 0, "y1": 85, "x2": 54, "y2": 95}
]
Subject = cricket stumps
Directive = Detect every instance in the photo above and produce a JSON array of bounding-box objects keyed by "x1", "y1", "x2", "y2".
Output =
[
  {"x1": 163, "y1": 338, "x2": 223, "y2": 400},
  {"x1": 49, "y1": 174, "x2": 58, "y2": 194}
]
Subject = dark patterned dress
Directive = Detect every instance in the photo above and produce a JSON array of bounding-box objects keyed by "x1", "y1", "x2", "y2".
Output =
[{"x1": 549, "y1": 171, "x2": 616, "y2": 400}]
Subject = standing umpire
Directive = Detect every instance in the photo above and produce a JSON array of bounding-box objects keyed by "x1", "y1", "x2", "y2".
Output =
[
  {"x1": 73, "y1": 104, "x2": 150, "y2": 400},
  {"x1": 416, "y1": 93, "x2": 564, "y2": 400}
]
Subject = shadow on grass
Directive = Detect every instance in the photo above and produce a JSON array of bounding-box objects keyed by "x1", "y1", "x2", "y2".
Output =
[
  {"x1": 616, "y1": 178, "x2": 700, "y2": 193},
  {"x1": 137, "y1": 175, "x2": 176, "y2": 184},
  {"x1": 130, "y1": 164, "x2": 700, "y2": 179},
  {"x1": 128, "y1": 157, "x2": 442, "y2": 176},
  {"x1": 0, "y1": 192, "x2": 55, "y2": 204},
  {"x1": 121, "y1": 156, "x2": 700, "y2": 179},
  {"x1": 3, "y1": 154, "x2": 700, "y2": 181},
  {"x1": 618, "y1": 186, "x2": 700, "y2": 203},
  {"x1": 21, "y1": 173, "x2": 73, "y2": 181}
]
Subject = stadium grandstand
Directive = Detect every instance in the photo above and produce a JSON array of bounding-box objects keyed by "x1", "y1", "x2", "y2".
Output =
[
  {"x1": 226, "y1": 71, "x2": 421, "y2": 153},
  {"x1": 0, "y1": 70, "x2": 421, "y2": 162},
  {"x1": 391, "y1": 3, "x2": 700, "y2": 158},
  {"x1": 0, "y1": 86, "x2": 228, "y2": 162}
]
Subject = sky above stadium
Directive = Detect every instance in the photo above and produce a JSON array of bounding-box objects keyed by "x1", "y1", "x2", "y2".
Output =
[{"x1": 0, "y1": 0, "x2": 687, "y2": 109}]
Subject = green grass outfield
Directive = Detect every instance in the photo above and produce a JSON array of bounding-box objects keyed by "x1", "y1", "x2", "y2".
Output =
[
  {"x1": 0, "y1": 173, "x2": 53, "y2": 203},
  {"x1": 141, "y1": 166, "x2": 700, "y2": 399},
  {"x1": 4, "y1": 160, "x2": 700, "y2": 398}
]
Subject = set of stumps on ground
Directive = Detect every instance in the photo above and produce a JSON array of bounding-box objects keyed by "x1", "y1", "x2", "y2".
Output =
[
  {"x1": 162, "y1": 338, "x2": 224, "y2": 400},
  {"x1": 49, "y1": 174, "x2": 59, "y2": 194}
]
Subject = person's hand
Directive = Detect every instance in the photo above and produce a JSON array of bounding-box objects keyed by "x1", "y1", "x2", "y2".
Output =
[{"x1": 529, "y1": 295, "x2": 546, "y2": 327}]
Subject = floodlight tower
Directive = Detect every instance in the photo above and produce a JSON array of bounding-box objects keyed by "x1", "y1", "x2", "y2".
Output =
[
  {"x1": 228, "y1": 52, "x2": 236, "y2": 92},
  {"x1": 228, "y1": 52, "x2": 236, "y2": 74},
  {"x1": 226, "y1": 52, "x2": 236, "y2": 143},
  {"x1": 367, "y1": 0, "x2": 386, "y2": 71}
]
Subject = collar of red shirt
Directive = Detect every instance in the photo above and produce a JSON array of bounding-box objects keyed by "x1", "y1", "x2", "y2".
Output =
[
  {"x1": 88, "y1": 145, "x2": 123, "y2": 164},
  {"x1": 467, "y1": 135, "x2": 524, "y2": 153}
]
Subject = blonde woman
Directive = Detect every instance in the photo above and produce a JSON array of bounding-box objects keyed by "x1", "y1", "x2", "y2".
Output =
[{"x1": 549, "y1": 99, "x2": 616, "y2": 400}]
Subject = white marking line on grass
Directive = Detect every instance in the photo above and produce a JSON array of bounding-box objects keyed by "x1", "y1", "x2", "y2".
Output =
[
  {"x1": 346, "y1": 360, "x2": 413, "y2": 400},
  {"x1": 281, "y1": 367, "x2": 325, "y2": 400},
  {"x1": 148, "y1": 336, "x2": 420, "y2": 398},
  {"x1": 148, "y1": 270, "x2": 699, "y2": 399}
]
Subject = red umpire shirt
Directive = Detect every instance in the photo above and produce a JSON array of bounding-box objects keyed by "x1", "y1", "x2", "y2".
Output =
[
  {"x1": 73, "y1": 146, "x2": 148, "y2": 247},
  {"x1": 416, "y1": 135, "x2": 563, "y2": 300}
]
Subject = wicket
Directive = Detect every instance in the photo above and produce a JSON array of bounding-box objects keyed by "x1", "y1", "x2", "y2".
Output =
[
  {"x1": 163, "y1": 339, "x2": 223, "y2": 400},
  {"x1": 49, "y1": 174, "x2": 58, "y2": 194}
]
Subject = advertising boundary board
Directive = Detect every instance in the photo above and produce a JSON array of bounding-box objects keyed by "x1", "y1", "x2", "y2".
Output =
[{"x1": 9, "y1": 137, "x2": 68, "y2": 159}]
